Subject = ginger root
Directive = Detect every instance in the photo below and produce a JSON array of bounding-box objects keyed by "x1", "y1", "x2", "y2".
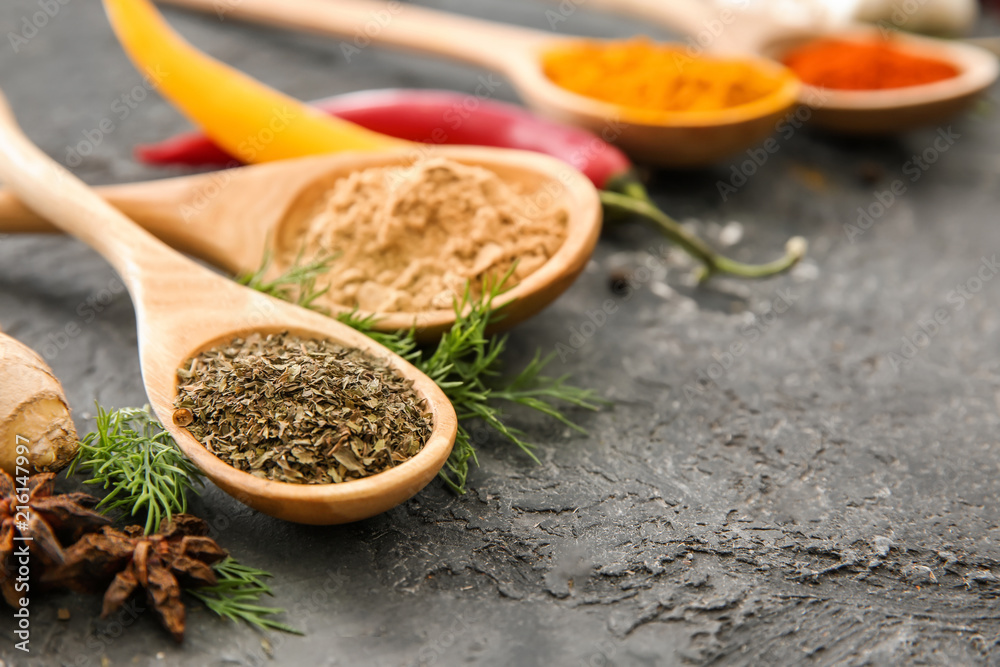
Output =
[{"x1": 0, "y1": 330, "x2": 78, "y2": 474}]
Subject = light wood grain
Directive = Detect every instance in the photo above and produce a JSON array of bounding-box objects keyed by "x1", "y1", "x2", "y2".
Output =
[
  {"x1": 159, "y1": 0, "x2": 802, "y2": 166},
  {"x1": 0, "y1": 89, "x2": 460, "y2": 525},
  {"x1": 0, "y1": 146, "x2": 603, "y2": 341}
]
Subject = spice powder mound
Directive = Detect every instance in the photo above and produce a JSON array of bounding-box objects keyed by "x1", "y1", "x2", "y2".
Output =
[
  {"x1": 284, "y1": 157, "x2": 568, "y2": 313},
  {"x1": 781, "y1": 38, "x2": 960, "y2": 91},
  {"x1": 541, "y1": 38, "x2": 783, "y2": 114},
  {"x1": 173, "y1": 332, "x2": 433, "y2": 484}
]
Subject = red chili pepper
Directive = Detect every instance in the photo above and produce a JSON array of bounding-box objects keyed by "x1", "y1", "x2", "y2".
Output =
[
  {"x1": 136, "y1": 89, "x2": 805, "y2": 280},
  {"x1": 137, "y1": 89, "x2": 631, "y2": 190}
]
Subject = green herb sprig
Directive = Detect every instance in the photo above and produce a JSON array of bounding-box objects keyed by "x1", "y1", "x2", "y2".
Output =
[
  {"x1": 237, "y1": 250, "x2": 337, "y2": 313},
  {"x1": 68, "y1": 405, "x2": 205, "y2": 534},
  {"x1": 239, "y1": 254, "x2": 603, "y2": 491},
  {"x1": 72, "y1": 409, "x2": 302, "y2": 634},
  {"x1": 187, "y1": 557, "x2": 302, "y2": 635}
]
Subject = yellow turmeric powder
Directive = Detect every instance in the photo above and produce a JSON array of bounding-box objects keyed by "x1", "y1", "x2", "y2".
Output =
[{"x1": 542, "y1": 39, "x2": 784, "y2": 115}]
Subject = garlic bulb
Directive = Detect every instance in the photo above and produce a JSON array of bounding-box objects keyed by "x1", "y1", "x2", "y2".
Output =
[
  {"x1": 725, "y1": 0, "x2": 978, "y2": 36},
  {"x1": 852, "y1": 0, "x2": 978, "y2": 35}
]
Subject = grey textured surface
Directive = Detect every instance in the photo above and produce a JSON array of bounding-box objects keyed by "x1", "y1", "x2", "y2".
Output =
[{"x1": 1, "y1": 1, "x2": 999, "y2": 666}]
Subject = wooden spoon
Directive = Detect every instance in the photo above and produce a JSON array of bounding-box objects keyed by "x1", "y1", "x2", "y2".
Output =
[
  {"x1": 159, "y1": 0, "x2": 801, "y2": 166},
  {"x1": 0, "y1": 146, "x2": 602, "y2": 341},
  {"x1": 0, "y1": 89, "x2": 459, "y2": 525},
  {"x1": 566, "y1": 0, "x2": 999, "y2": 133}
]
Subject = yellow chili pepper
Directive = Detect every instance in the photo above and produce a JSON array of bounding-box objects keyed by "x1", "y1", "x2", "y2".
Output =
[{"x1": 102, "y1": 0, "x2": 405, "y2": 163}]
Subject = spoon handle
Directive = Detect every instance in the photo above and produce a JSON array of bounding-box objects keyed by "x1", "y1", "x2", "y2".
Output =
[
  {"x1": 0, "y1": 180, "x2": 189, "y2": 234},
  {"x1": 573, "y1": 0, "x2": 832, "y2": 54},
  {"x1": 0, "y1": 189, "x2": 51, "y2": 233},
  {"x1": 0, "y1": 91, "x2": 180, "y2": 295},
  {"x1": 161, "y1": 0, "x2": 551, "y2": 74},
  {"x1": 579, "y1": 0, "x2": 717, "y2": 38},
  {"x1": 0, "y1": 177, "x2": 249, "y2": 275}
]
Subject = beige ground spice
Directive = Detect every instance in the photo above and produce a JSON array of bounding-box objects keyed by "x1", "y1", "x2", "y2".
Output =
[{"x1": 298, "y1": 158, "x2": 568, "y2": 313}]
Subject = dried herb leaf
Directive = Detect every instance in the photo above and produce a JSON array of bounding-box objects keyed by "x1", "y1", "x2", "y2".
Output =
[
  {"x1": 247, "y1": 255, "x2": 606, "y2": 494},
  {"x1": 174, "y1": 332, "x2": 432, "y2": 484}
]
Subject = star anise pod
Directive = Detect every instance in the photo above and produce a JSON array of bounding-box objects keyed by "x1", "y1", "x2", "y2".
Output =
[
  {"x1": 0, "y1": 470, "x2": 110, "y2": 607},
  {"x1": 42, "y1": 514, "x2": 227, "y2": 641}
]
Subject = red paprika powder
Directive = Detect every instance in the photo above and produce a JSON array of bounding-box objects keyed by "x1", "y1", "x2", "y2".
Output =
[{"x1": 782, "y1": 38, "x2": 960, "y2": 90}]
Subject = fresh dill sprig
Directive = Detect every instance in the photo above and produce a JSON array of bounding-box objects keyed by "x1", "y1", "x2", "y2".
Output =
[
  {"x1": 71, "y1": 409, "x2": 302, "y2": 633},
  {"x1": 323, "y1": 265, "x2": 605, "y2": 493},
  {"x1": 187, "y1": 557, "x2": 302, "y2": 635},
  {"x1": 68, "y1": 405, "x2": 205, "y2": 535},
  {"x1": 237, "y1": 249, "x2": 337, "y2": 313},
  {"x1": 336, "y1": 309, "x2": 419, "y2": 360},
  {"x1": 422, "y1": 274, "x2": 604, "y2": 492}
]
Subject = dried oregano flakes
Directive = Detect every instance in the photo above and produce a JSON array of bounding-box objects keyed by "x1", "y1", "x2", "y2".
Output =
[{"x1": 174, "y1": 332, "x2": 432, "y2": 484}]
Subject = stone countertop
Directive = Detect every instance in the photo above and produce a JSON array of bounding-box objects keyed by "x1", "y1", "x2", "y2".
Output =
[{"x1": 1, "y1": 1, "x2": 998, "y2": 665}]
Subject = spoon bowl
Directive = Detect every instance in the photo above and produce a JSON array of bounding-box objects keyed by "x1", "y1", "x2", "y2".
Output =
[
  {"x1": 0, "y1": 147, "x2": 602, "y2": 342},
  {"x1": 510, "y1": 42, "x2": 801, "y2": 165},
  {"x1": 159, "y1": 321, "x2": 456, "y2": 525},
  {"x1": 161, "y1": 0, "x2": 801, "y2": 166},
  {"x1": 571, "y1": 0, "x2": 999, "y2": 133},
  {"x1": 0, "y1": 90, "x2": 460, "y2": 525},
  {"x1": 760, "y1": 27, "x2": 999, "y2": 133}
]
